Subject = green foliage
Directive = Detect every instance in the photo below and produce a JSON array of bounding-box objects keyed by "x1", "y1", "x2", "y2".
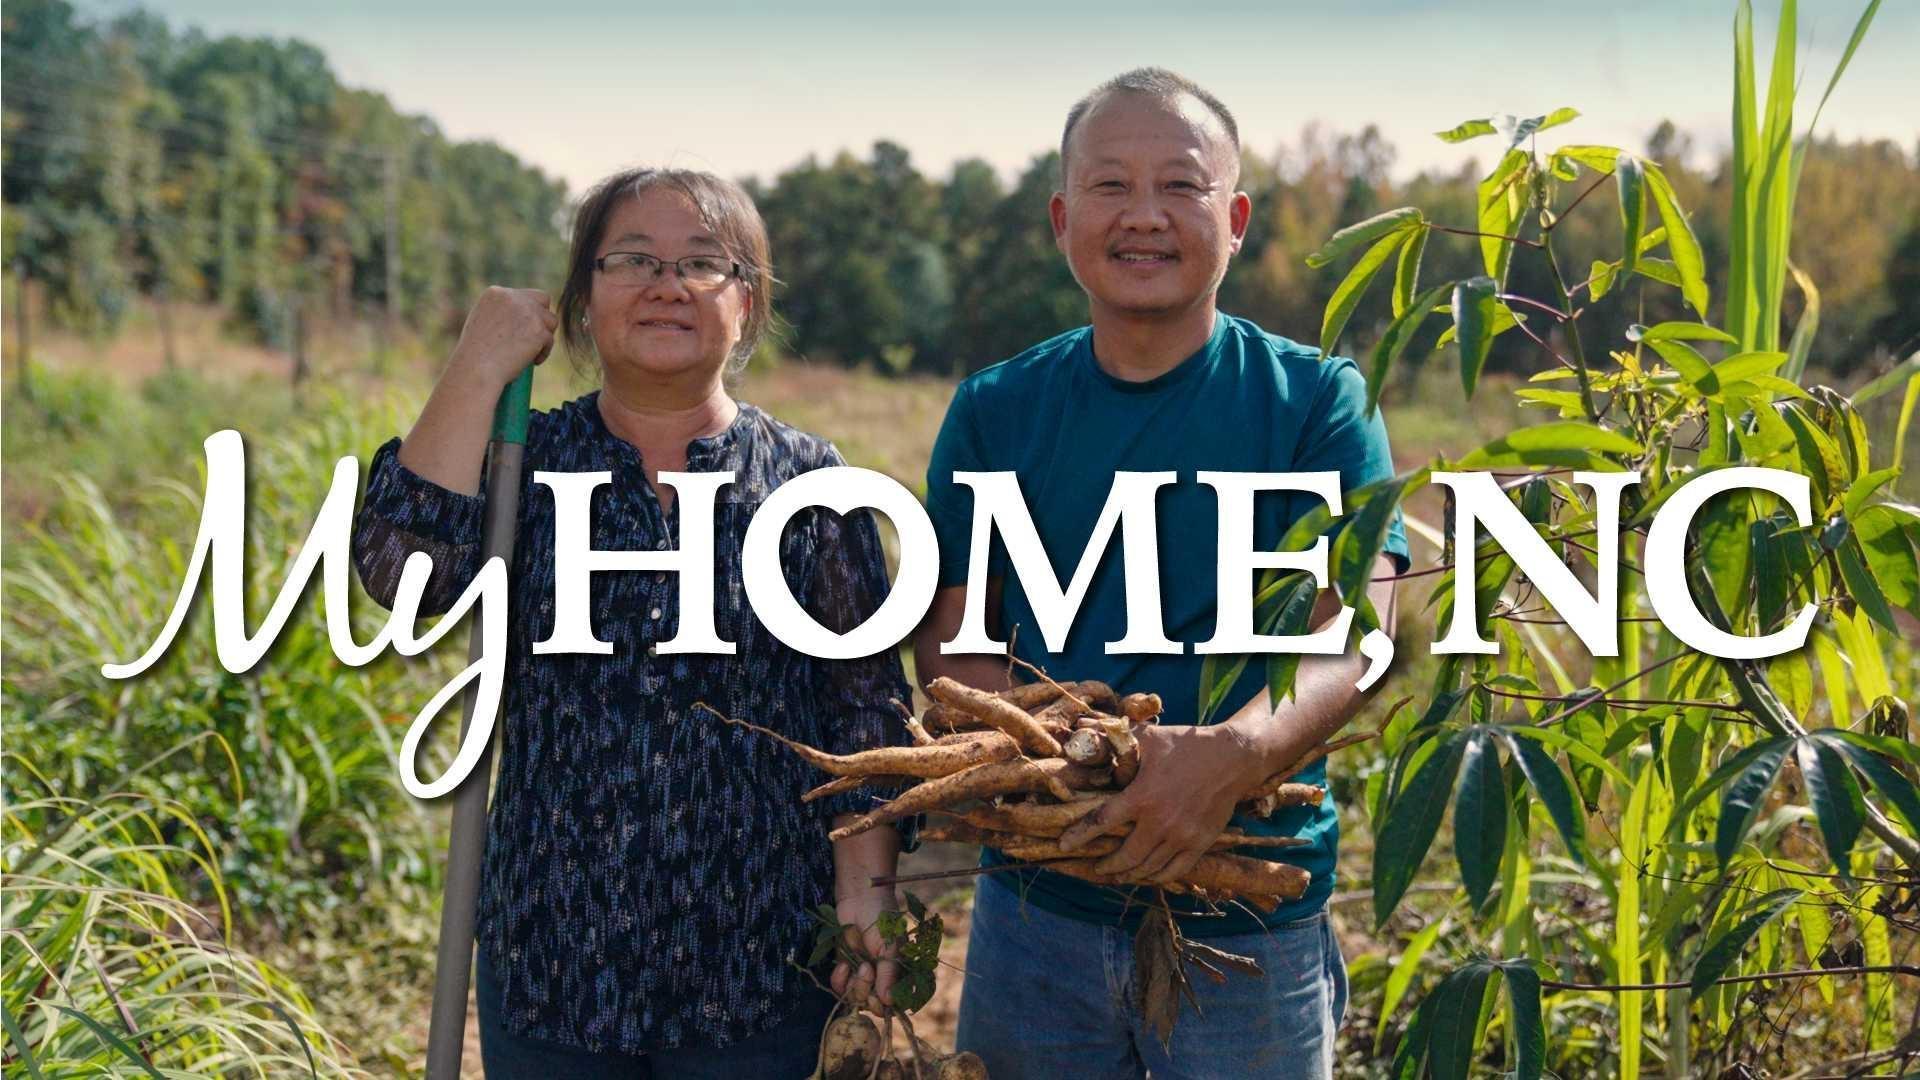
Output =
[
  {"x1": 2, "y1": 0, "x2": 567, "y2": 343},
  {"x1": 2, "y1": 760, "x2": 375, "y2": 1074},
  {"x1": 806, "y1": 894, "x2": 945, "y2": 1014},
  {"x1": 1307, "y1": 2, "x2": 1914, "y2": 1074}
]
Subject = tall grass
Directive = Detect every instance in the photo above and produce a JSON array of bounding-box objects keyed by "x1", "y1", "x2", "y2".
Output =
[
  {"x1": 4, "y1": 367, "x2": 476, "y2": 1068},
  {"x1": 3, "y1": 749, "x2": 373, "y2": 1075}
]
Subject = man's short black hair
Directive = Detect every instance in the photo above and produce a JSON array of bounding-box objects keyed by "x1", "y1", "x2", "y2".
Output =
[{"x1": 1060, "y1": 67, "x2": 1240, "y2": 182}]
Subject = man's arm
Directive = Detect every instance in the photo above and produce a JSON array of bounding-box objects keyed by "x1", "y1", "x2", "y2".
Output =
[
  {"x1": 1068, "y1": 555, "x2": 1400, "y2": 884},
  {"x1": 909, "y1": 579, "x2": 1013, "y2": 694}
]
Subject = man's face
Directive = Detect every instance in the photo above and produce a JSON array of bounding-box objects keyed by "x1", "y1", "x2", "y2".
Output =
[{"x1": 1051, "y1": 93, "x2": 1250, "y2": 320}]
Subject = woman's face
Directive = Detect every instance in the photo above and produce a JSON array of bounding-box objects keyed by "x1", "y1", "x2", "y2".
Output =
[{"x1": 585, "y1": 187, "x2": 752, "y2": 384}]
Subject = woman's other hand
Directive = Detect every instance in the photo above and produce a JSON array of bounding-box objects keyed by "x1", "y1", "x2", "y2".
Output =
[
  {"x1": 449, "y1": 285, "x2": 558, "y2": 391},
  {"x1": 829, "y1": 889, "x2": 900, "y2": 1014}
]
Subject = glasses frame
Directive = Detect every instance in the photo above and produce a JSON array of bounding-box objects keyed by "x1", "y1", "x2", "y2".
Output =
[{"x1": 592, "y1": 250, "x2": 743, "y2": 288}]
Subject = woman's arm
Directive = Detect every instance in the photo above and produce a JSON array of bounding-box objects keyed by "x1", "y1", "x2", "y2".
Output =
[
  {"x1": 398, "y1": 286, "x2": 557, "y2": 495},
  {"x1": 352, "y1": 287, "x2": 555, "y2": 614}
]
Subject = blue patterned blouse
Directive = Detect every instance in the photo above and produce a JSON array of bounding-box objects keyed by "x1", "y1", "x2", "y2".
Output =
[{"x1": 351, "y1": 390, "x2": 915, "y2": 1054}]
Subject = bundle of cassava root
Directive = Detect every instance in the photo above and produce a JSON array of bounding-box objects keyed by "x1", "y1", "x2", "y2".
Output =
[{"x1": 703, "y1": 673, "x2": 1370, "y2": 916}]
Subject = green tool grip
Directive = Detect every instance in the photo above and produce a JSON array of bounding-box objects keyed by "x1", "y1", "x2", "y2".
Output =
[{"x1": 491, "y1": 366, "x2": 533, "y2": 444}]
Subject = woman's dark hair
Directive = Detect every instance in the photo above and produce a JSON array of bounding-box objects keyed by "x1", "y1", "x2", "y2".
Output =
[{"x1": 557, "y1": 167, "x2": 774, "y2": 376}]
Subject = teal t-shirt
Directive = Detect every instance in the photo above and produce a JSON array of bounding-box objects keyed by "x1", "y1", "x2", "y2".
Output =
[{"x1": 922, "y1": 310, "x2": 1409, "y2": 937}]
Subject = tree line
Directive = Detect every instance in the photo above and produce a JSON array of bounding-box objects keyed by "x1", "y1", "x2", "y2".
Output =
[{"x1": 5, "y1": 0, "x2": 1916, "y2": 383}]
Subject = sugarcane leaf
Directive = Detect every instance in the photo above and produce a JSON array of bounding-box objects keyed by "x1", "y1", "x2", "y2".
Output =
[
  {"x1": 52, "y1": 1007, "x2": 166, "y2": 1079},
  {"x1": 1690, "y1": 888, "x2": 1802, "y2": 994},
  {"x1": 1375, "y1": 918, "x2": 1447, "y2": 1054}
]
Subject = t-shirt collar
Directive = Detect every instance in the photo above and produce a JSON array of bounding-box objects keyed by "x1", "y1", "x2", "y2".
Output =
[{"x1": 1078, "y1": 310, "x2": 1229, "y2": 394}]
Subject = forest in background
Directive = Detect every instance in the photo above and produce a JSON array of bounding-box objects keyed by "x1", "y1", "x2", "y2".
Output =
[{"x1": 4, "y1": 0, "x2": 1918, "y2": 389}]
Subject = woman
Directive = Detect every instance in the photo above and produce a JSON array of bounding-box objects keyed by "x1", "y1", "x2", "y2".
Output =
[{"x1": 351, "y1": 168, "x2": 912, "y2": 1075}]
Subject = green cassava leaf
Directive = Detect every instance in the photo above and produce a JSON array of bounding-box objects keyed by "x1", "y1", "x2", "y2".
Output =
[
  {"x1": 1435, "y1": 118, "x2": 1498, "y2": 143},
  {"x1": 1690, "y1": 888, "x2": 1802, "y2": 994},
  {"x1": 1374, "y1": 731, "x2": 1468, "y2": 928},
  {"x1": 1425, "y1": 961, "x2": 1498, "y2": 1080},
  {"x1": 1645, "y1": 162, "x2": 1711, "y2": 316},
  {"x1": 1715, "y1": 737, "x2": 1793, "y2": 866},
  {"x1": 1647, "y1": 338, "x2": 1718, "y2": 394},
  {"x1": 1452, "y1": 276, "x2": 1499, "y2": 398},
  {"x1": 1477, "y1": 150, "x2": 1528, "y2": 284},
  {"x1": 1796, "y1": 736, "x2": 1867, "y2": 870},
  {"x1": 1631, "y1": 321, "x2": 1739, "y2": 345},
  {"x1": 1454, "y1": 729, "x2": 1508, "y2": 910},
  {"x1": 1306, "y1": 207, "x2": 1422, "y2": 268},
  {"x1": 1321, "y1": 228, "x2": 1412, "y2": 359},
  {"x1": 1500, "y1": 959, "x2": 1546, "y2": 1080},
  {"x1": 1456, "y1": 422, "x2": 1642, "y2": 469},
  {"x1": 1262, "y1": 573, "x2": 1322, "y2": 708},
  {"x1": 1838, "y1": 534, "x2": 1901, "y2": 633},
  {"x1": 1368, "y1": 282, "x2": 1453, "y2": 416},
  {"x1": 1393, "y1": 226, "x2": 1427, "y2": 318},
  {"x1": 1616, "y1": 154, "x2": 1646, "y2": 272},
  {"x1": 1854, "y1": 505, "x2": 1920, "y2": 618},
  {"x1": 1820, "y1": 731, "x2": 1920, "y2": 837},
  {"x1": 1503, "y1": 731, "x2": 1587, "y2": 865}
]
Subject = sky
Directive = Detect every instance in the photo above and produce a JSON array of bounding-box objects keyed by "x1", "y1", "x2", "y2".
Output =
[{"x1": 63, "y1": 0, "x2": 1920, "y2": 193}]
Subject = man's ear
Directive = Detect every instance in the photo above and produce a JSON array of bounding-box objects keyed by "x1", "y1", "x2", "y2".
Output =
[
  {"x1": 1049, "y1": 191, "x2": 1069, "y2": 253},
  {"x1": 1228, "y1": 191, "x2": 1253, "y2": 255}
]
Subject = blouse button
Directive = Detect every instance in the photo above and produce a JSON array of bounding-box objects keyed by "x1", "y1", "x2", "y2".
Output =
[{"x1": 649, "y1": 607, "x2": 662, "y2": 620}]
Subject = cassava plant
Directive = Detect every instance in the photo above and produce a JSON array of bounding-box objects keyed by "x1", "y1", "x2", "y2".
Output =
[{"x1": 1289, "y1": 1, "x2": 1917, "y2": 1075}]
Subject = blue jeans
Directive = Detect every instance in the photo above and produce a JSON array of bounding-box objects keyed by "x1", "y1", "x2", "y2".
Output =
[
  {"x1": 955, "y1": 877, "x2": 1348, "y2": 1079},
  {"x1": 475, "y1": 948, "x2": 837, "y2": 1078}
]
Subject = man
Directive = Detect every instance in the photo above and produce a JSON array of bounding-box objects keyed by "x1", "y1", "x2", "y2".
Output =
[{"x1": 911, "y1": 68, "x2": 1407, "y2": 1078}]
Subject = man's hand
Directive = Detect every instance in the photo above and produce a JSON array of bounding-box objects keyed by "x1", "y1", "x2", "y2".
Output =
[
  {"x1": 1065, "y1": 724, "x2": 1270, "y2": 885},
  {"x1": 829, "y1": 889, "x2": 900, "y2": 1013}
]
